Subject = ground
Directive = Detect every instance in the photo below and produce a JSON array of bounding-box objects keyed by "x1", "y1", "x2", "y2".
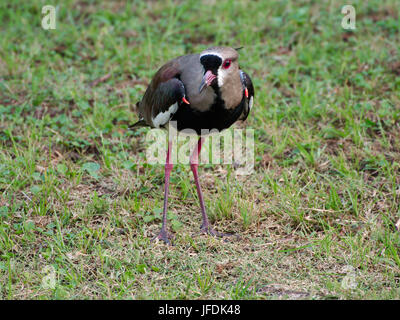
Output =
[{"x1": 0, "y1": 0, "x2": 400, "y2": 299}]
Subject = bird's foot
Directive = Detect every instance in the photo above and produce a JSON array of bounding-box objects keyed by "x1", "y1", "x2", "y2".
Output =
[
  {"x1": 151, "y1": 229, "x2": 174, "y2": 245},
  {"x1": 199, "y1": 223, "x2": 237, "y2": 238}
]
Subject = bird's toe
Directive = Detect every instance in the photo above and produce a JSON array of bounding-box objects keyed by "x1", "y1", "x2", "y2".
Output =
[
  {"x1": 199, "y1": 224, "x2": 238, "y2": 239},
  {"x1": 151, "y1": 229, "x2": 174, "y2": 245}
]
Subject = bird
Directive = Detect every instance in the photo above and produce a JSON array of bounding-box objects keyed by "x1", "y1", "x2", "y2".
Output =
[{"x1": 130, "y1": 46, "x2": 254, "y2": 244}]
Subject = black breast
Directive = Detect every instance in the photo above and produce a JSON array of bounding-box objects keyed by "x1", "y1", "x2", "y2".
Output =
[{"x1": 171, "y1": 88, "x2": 245, "y2": 135}]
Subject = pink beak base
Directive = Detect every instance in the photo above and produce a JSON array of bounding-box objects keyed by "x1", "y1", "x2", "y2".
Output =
[{"x1": 199, "y1": 70, "x2": 217, "y2": 93}]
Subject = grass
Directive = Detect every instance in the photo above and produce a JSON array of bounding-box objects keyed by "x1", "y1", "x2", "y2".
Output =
[{"x1": 0, "y1": 0, "x2": 400, "y2": 299}]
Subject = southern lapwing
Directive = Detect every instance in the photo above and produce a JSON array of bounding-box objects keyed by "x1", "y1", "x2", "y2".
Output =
[{"x1": 130, "y1": 46, "x2": 254, "y2": 244}]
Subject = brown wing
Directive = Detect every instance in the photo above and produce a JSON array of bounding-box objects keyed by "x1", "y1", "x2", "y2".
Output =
[{"x1": 138, "y1": 60, "x2": 185, "y2": 127}]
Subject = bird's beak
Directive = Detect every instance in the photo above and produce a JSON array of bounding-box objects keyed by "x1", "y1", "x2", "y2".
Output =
[{"x1": 199, "y1": 70, "x2": 217, "y2": 93}]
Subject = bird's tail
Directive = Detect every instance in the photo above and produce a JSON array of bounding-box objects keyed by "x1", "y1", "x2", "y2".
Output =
[
  {"x1": 129, "y1": 101, "x2": 147, "y2": 130},
  {"x1": 128, "y1": 118, "x2": 147, "y2": 130}
]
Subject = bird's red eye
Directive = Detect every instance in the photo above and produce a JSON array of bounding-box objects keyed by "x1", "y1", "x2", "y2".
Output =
[{"x1": 223, "y1": 59, "x2": 231, "y2": 69}]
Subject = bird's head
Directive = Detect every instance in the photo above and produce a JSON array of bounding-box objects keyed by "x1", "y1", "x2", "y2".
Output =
[{"x1": 198, "y1": 46, "x2": 240, "y2": 93}]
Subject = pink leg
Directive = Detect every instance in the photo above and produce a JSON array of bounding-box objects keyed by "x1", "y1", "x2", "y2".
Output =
[
  {"x1": 152, "y1": 141, "x2": 174, "y2": 244},
  {"x1": 190, "y1": 138, "x2": 233, "y2": 237},
  {"x1": 190, "y1": 138, "x2": 209, "y2": 229}
]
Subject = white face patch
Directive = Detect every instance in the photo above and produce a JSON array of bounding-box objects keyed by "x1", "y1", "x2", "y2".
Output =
[
  {"x1": 199, "y1": 52, "x2": 223, "y2": 61},
  {"x1": 152, "y1": 103, "x2": 178, "y2": 128},
  {"x1": 217, "y1": 67, "x2": 227, "y2": 87},
  {"x1": 249, "y1": 96, "x2": 254, "y2": 110}
]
